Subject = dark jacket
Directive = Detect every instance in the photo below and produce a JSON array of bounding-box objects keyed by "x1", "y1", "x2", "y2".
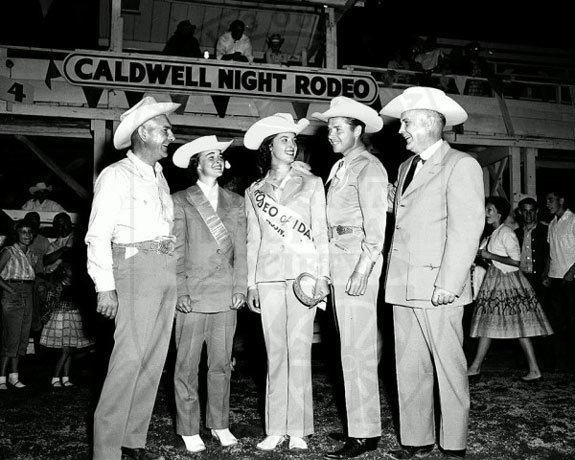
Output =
[{"x1": 515, "y1": 222, "x2": 549, "y2": 277}]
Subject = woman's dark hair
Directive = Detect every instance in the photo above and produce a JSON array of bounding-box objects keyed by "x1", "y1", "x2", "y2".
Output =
[
  {"x1": 486, "y1": 195, "x2": 511, "y2": 222},
  {"x1": 186, "y1": 155, "x2": 201, "y2": 184},
  {"x1": 255, "y1": 134, "x2": 276, "y2": 178}
]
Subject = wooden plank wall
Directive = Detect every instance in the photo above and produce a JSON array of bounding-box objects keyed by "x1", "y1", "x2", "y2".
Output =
[{"x1": 102, "y1": 0, "x2": 320, "y2": 59}]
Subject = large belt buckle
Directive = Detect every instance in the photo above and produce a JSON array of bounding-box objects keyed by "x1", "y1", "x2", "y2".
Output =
[
  {"x1": 158, "y1": 239, "x2": 175, "y2": 255},
  {"x1": 336, "y1": 225, "x2": 352, "y2": 235}
]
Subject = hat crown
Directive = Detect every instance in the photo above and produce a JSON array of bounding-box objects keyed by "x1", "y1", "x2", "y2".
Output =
[{"x1": 120, "y1": 96, "x2": 159, "y2": 122}]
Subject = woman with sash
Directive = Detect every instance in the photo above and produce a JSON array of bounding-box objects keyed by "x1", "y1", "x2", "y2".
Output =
[
  {"x1": 171, "y1": 136, "x2": 248, "y2": 453},
  {"x1": 244, "y1": 113, "x2": 330, "y2": 451}
]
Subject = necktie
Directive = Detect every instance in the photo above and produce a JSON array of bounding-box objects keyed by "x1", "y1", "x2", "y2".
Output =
[
  {"x1": 402, "y1": 156, "x2": 423, "y2": 194},
  {"x1": 328, "y1": 159, "x2": 345, "y2": 184}
]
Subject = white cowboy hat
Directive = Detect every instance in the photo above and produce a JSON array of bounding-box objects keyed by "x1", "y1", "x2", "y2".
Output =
[
  {"x1": 311, "y1": 96, "x2": 383, "y2": 133},
  {"x1": 172, "y1": 135, "x2": 233, "y2": 168},
  {"x1": 29, "y1": 182, "x2": 52, "y2": 194},
  {"x1": 379, "y1": 86, "x2": 468, "y2": 127},
  {"x1": 243, "y1": 113, "x2": 310, "y2": 150},
  {"x1": 113, "y1": 96, "x2": 180, "y2": 150}
]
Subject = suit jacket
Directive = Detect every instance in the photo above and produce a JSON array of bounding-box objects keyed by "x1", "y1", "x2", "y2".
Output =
[
  {"x1": 245, "y1": 169, "x2": 329, "y2": 286},
  {"x1": 385, "y1": 141, "x2": 485, "y2": 308},
  {"x1": 515, "y1": 222, "x2": 549, "y2": 277},
  {"x1": 172, "y1": 184, "x2": 247, "y2": 313}
]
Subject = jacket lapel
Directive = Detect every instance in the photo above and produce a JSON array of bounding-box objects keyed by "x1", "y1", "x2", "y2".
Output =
[{"x1": 402, "y1": 142, "x2": 451, "y2": 196}]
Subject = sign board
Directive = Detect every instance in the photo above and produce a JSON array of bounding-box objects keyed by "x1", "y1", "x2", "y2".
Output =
[
  {"x1": 63, "y1": 51, "x2": 379, "y2": 104},
  {"x1": 0, "y1": 75, "x2": 34, "y2": 104}
]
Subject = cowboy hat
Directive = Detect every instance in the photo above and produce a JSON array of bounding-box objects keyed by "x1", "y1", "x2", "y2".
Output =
[
  {"x1": 311, "y1": 96, "x2": 383, "y2": 133},
  {"x1": 293, "y1": 272, "x2": 324, "y2": 308},
  {"x1": 113, "y1": 96, "x2": 180, "y2": 150},
  {"x1": 243, "y1": 113, "x2": 309, "y2": 150},
  {"x1": 172, "y1": 135, "x2": 233, "y2": 168},
  {"x1": 29, "y1": 182, "x2": 52, "y2": 194},
  {"x1": 379, "y1": 86, "x2": 468, "y2": 127}
]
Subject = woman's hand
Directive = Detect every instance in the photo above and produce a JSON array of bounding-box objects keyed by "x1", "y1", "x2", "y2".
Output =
[
  {"x1": 313, "y1": 278, "x2": 330, "y2": 304},
  {"x1": 479, "y1": 248, "x2": 491, "y2": 260},
  {"x1": 246, "y1": 287, "x2": 261, "y2": 314}
]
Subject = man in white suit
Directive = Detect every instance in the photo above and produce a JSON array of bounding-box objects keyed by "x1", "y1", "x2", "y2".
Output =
[{"x1": 380, "y1": 87, "x2": 485, "y2": 460}]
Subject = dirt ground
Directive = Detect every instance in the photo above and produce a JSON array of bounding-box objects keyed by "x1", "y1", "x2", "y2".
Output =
[{"x1": 1, "y1": 307, "x2": 574, "y2": 460}]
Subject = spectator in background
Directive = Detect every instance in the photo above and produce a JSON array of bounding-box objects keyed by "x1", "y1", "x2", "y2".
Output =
[
  {"x1": 22, "y1": 182, "x2": 65, "y2": 213},
  {"x1": 44, "y1": 212, "x2": 77, "y2": 272},
  {"x1": 264, "y1": 34, "x2": 288, "y2": 65},
  {"x1": 458, "y1": 41, "x2": 491, "y2": 97},
  {"x1": 0, "y1": 220, "x2": 39, "y2": 390},
  {"x1": 216, "y1": 19, "x2": 253, "y2": 63},
  {"x1": 542, "y1": 190, "x2": 575, "y2": 372},
  {"x1": 163, "y1": 20, "x2": 202, "y2": 58},
  {"x1": 384, "y1": 48, "x2": 413, "y2": 86}
]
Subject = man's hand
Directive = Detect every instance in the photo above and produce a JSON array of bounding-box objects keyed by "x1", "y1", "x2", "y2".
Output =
[
  {"x1": 97, "y1": 290, "x2": 119, "y2": 319},
  {"x1": 231, "y1": 293, "x2": 246, "y2": 310},
  {"x1": 246, "y1": 287, "x2": 261, "y2": 314},
  {"x1": 431, "y1": 287, "x2": 457, "y2": 306},
  {"x1": 346, "y1": 271, "x2": 368, "y2": 296},
  {"x1": 176, "y1": 294, "x2": 193, "y2": 313}
]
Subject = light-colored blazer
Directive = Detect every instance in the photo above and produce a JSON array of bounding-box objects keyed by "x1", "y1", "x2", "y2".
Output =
[
  {"x1": 385, "y1": 141, "x2": 485, "y2": 308},
  {"x1": 245, "y1": 169, "x2": 329, "y2": 286},
  {"x1": 172, "y1": 185, "x2": 247, "y2": 313}
]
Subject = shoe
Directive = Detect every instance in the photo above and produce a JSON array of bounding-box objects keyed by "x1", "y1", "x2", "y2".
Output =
[
  {"x1": 8, "y1": 379, "x2": 26, "y2": 389},
  {"x1": 519, "y1": 375, "x2": 543, "y2": 383},
  {"x1": 51, "y1": 380, "x2": 63, "y2": 388},
  {"x1": 325, "y1": 437, "x2": 379, "y2": 459},
  {"x1": 0, "y1": 383, "x2": 7, "y2": 391},
  {"x1": 181, "y1": 434, "x2": 206, "y2": 453},
  {"x1": 289, "y1": 436, "x2": 308, "y2": 450},
  {"x1": 211, "y1": 428, "x2": 238, "y2": 447},
  {"x1": 385, "y1": 444, "x2": 435, "y2": 460},
  {"x1": 440, "y1": 448, "x2": 466, "y2": 459},
  {"x1": 256, "y1": 435, "x2": 287, "y2": 451},
  {"x1": 61, "y1": 377, "x2": 75, "y2": 387},
  {"x1": 121, "y1": 447, "x2": 164, "y2": 460}
]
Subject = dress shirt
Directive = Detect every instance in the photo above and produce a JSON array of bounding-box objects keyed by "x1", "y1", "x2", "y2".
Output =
[
  {"x1": 417, "y1": 139, "x2": 444, "y2": 173},
  {"x1": 85, "y1": 151, "x2": 174, "y2": 292},
  {"x1": 196, "y1": 180, "x2": 219, "y2": 211},
  {"x1": 485, "y1": 224, "x2": 520, "y2": 274},
  {"x1": 548, "y1": 209, "x2": 575, "y2": 278},
  {"x1": 216, "y1": 32, "x2": 254, "y2": 63},
  {"x1": 519, "y1": 225, "x2": 534, "y2": 273},
  {"x1": 0, "y1": 245, "x2": 37, "y2": 280}
]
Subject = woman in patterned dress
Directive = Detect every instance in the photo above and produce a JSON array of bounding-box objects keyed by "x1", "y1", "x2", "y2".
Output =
[
  {"x1": 40, "y1": 261, "x2": 94, "y2": 387},
  {"x1": 468, "y1": 196, "x2": 553, "y2": 382}
]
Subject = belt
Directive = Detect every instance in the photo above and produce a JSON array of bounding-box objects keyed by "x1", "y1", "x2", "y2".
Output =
[
  {"x1": 113, "y1": 239, "x2": 175, "y2": 255},
  {"x1": 328, "y1": 225, "x2": 362, "y2": 240},
  {"x1": 4, "y1": 279, "x2": 34, "y2": 284}
]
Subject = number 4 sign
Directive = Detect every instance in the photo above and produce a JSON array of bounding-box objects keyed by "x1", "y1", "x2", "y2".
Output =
[{"x1": 0, "y1": 75, "x2": 34, "y2": 104}]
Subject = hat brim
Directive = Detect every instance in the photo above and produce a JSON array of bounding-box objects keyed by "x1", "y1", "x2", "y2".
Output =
[
  {"x1": 379, "y1": 92, "x2": 468, "y2": 127},
  {"x1": 113, "y1": 102, "x2": 180, "y2": 150},
  {"x1": 293, "y1": 272, "x2": 321, "y2": 307},
  {"x1": 244, "y1": 118, "x2": 309, "y2": 150},
  {"x1": 173, "y1": 138, "x2": 233, "y2": 168},
  {"x1": 312, "y1": 104, "x2": 383, "y2": 133}
]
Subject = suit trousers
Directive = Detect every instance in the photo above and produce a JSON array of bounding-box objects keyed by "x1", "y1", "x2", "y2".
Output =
[
  {"x1": 393, "y1": 305, "x2": 469, "y2": 450},
  {"x1": 173, "y1": 309, "x2": 237, "y2": 435},
  {"x1": 259, "y1": 281, "x2": 315, "y2": 437},
  {"x1": 93, "y1": 248, "x2": 177, "y2": 460},
  {"x1": 330, "y1": 245, "x2": 382, "y2": 439}
]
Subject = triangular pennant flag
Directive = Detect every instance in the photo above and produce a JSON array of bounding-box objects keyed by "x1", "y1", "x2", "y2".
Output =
[
  {"x1": 82, "y1": 87, "x2": 103, "y2": 108},
  {"x1": 211, "y1": 95, "x2": 230, "y2": 118},
  {"x1": 171, "y1": 94, "x2": 189, "y2": 114},
  {"x1": 125, "y1": 91, "x2": 143, "y2": 108},
  {"x1": 292, "y1": 102, "x2": 310, "y2": 120},
  {"x1": 44, "y1": 59, "x2": 61, "y2": 90},
  {"x1": 39, "y1": 0, "x2": 54, "y2": 18},
  {"x1": 453, "y1": 75, "x2": 468, "y2": 95}
]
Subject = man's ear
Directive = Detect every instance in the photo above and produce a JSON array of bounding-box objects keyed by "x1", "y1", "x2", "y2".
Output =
[{"x1": 136, "y1": 125, "x2": 147, "y2": 142}]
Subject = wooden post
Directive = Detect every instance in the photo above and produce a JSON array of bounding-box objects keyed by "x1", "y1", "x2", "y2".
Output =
[
  {"x1": 92, "y1": 119, "x2": 107, "y2": 185},
  {"x1": 325, "y1": 7, "x2": 337, "y2": 69},
  {"x1": 523, "y1": 147, "x2": 537, "y2": 199},
  {"x1": 509, "y1": 146, "x2": 521, "y2": 207},
  {"x1": 110, "y1": 0, "x2": 123, "y2": 52}
]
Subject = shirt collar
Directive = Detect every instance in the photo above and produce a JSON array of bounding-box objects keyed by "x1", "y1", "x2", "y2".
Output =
[
  {"x1": 197, "y1": 180, "x2": 219, "y2": 195},
  {"x1": 341, "y1": 145, "x2": 364, "y2": 166},
  {"x1": 419, "y1": 139, "x2": 444, "y2": 162},
  {"x1": 127, "y1": 150, "x2": 163, "y2": 178}
]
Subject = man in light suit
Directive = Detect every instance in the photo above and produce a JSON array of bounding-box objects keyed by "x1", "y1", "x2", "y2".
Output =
[
  {"x1": 312, "y1": 97, "x2": 388, "y2": 459},
  {"x1": 380, "y1": 87, "x2": 485, "y2": 460},
  {"x1": 171, "y1": 136, "x2": 247, "y2": 453}
]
